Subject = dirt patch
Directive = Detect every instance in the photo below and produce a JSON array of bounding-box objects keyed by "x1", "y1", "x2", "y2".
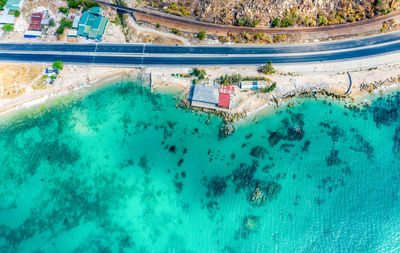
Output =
[{"x1": 0, "y1": 64, "x2": 45, "y2": 99}]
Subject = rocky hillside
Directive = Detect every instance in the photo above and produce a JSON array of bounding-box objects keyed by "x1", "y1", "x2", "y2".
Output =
[{"x1": 130, "y1": 0, "x2": 399, "y2": 27}]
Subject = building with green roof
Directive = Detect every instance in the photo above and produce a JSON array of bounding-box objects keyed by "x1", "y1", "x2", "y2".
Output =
[{"x1": 77, "y1": 7, "x2": 108, "y2": 40}]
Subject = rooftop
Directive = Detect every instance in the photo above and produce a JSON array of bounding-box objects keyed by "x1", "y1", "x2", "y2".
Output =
[
  {"x1": 192, "y1": 84, "x2": 219, "y2": 105},
  {"x1": 5, "y1": 0, "x2": 23, "y2": 11},
  {"x1": 72, "y1": 15, "x2": 81, "y2": 28},
  {"x1": 28, "y1": 13, "x2": 43, "y2": 31},
  {"x1": 90, "y1": 6, "x2": 101, "y2": 15},
  {"x1": 77, "y1": 8, "x2": 108, "y2": 39},
  {"x1": 218, "y1": 93, "x2": 230, "y2": 108},
  {"x1": 0, "y1": 9, "x2": 15, "y2": 24},
  {"x1": 220, "y1": 85, "x2": 235, "y2": 95}
]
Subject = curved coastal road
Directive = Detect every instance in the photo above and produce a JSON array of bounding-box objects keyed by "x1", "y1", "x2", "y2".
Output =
[{"x1": 0, "y1": 31, "x2": 399, "y2": 65}]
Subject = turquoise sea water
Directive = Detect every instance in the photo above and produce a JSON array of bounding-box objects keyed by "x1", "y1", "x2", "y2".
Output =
[{"x1": 1, "y1": 80, "x2": 400, "y2": 252}]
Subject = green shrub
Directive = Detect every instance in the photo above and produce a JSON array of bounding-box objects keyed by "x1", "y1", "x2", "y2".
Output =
[
  {"x1": 12, "y1": 10, "x2": 20, "y2": 17},
  {"x1": 260, "y1": 60, "x2": 276, "y2": 75},
  {"x1": 272, "y1": 18, "x2": 280, "y2": 27},
  {"x1": 52, "y1": 61, "x2": 64, "y2": 70},
  {"x1": 2, "y1": 24, "x2": 13, "y2": 32},
  {"x1": 156, "y1": 23, "x2": 160, "y2": 28},
  {"x1": 260, "y1": 82, "x2": 277, "y2": 93},
  {"x1": 219, "y1": 74, "x2": 242, "y2": 85},
  {"x1": 192, "y1": 68, "x2": 206, "y2": 80},
  {"x1": 0, "y1": 0, "x2": 7, "y2": 9},
  {"x1": 317, "y1": 15, "x2": 328, "y2": 25},
  {"x1": 172, "y1": 28, "x2": 179, "y2": 34},
  {"x1": 58, "y1": 7, "x2": 69, "y2": 14},
  {"x1": 198, "y1": 30, "x2": 206, "y2": 40},
  {"x1": 170, "y1": 2, "x2": 178, "y2": 10}
]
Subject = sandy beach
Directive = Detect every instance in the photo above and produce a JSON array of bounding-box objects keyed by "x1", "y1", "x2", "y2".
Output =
[
  {"x1": 0, "y1": 64, "x2": 141, "y2": 117},
  {"x1": 0, "y1": 61, "x2": 399, "y2": 120}
]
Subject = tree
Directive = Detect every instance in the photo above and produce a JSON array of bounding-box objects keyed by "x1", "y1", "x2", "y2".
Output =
[
  {"x1": 49, "y1": 19, "x2": 55, "y2": 27},
  {"x1": 272, "y1": 18, "x2": 281, "y2": 27},
  {"x1": 13, "y1": 10, "x2": 20, "y2": 17},
  {"x1": 172, "y1": 28, "x2": 179, "y2": 34},
  {"x1": 59, "y1": 7, "x2": 69, "y2": 14},
  {"x1": 198, "y1": 30, "x2": 206, "y2": 40},
  {"x1": 260, "y1": 82, "x2": 277, "y2": 93},
  {"x1": 260, "y1": 60, "x2": 276, "y2": 75},
  {"x1": 53, "y1": 61, "x2": 64, "y2": 70},
  {"x1": 2, "y1": 24, "x2": 14, "y2": 32},
  {"x1": 56, "y1": 27, "x2": 64, "y2": 34},
  {"x1": 192, "y1": 68, "x2": 206, "y2": 80}
]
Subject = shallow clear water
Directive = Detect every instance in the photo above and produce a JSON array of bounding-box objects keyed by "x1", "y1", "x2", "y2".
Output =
[{"x1": 0, "y1": 80, "x2": 400, "y2": 253}]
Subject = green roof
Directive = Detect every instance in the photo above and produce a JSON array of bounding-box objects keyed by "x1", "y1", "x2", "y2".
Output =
[
  {"x1": 77, "y1": 10, "x2": 108, "y2": 39},
  {"x1": 96, "y1": 18, "x2": 108, "y2": 39},
  {"x1": 92, "y1": 16, "x2": 102, "y2": 30},
  {"x1": 78, "y1": 11, "x2": 89, "y2": 26},
  {"x1": 90, "y1": 7, "x2": 101, "y2": 15},
  {"x1": 77, "y1": 25, "x2": 85, "y2": 36}
]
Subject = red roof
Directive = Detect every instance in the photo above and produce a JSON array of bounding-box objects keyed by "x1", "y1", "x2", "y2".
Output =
[
  {"x1": 28, "y1": 13, "x2": 43, "y2": 31},
  {"x1": 219, "y1": 85, "x2": 235, "y2": 95},
  {"x1": 218, "y1": 93, "x2": 230, "y2": 108}
]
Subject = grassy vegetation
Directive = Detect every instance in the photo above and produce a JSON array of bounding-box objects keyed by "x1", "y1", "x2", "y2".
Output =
[
  {"x1": 172, "y1": 28, "x2": 179, "y2": 34},
  {"x1": 226, "y1": 32, "x2": 272, "y2": 44},
  {"x1": 56, "y1": 17, "x2": 73, "y2": 35},
  {"x1": 270, "y1": 1, "x2": 396, "y2": 28},
  {"x1": 235, "y1": 16, "x2": 259, "y2": 27},
  {"x1": 260, "y1": 60, "x2": 276, "y2": 75},
  {"x1": 191, "y1": 68, "x2": 206, "y2": 80},
  {"x1": 260, "y1": 82, "x2": 277, "y2": 93},
  {"x1": 67, "y1": 0, "x2": 99, "y2": 9},
  {"x1": 218, "y1": 74, "x2": 272, "y2": 85},
  {"x1": 0, "y1": 0, "x2": 6, "y2": 10},
  {"x1": 198, "y1": 30, "x2": 206, "y2": 40},
  {"x1": 58, "y1": 7, "x2": 69, "y2": 14},
  {"x1": 2, "y1": 24, "x2": 13, "y2": 32},
  {"x1": 52, "y1": 61, "x2": 64, "y2": 70},
  {"x1": 9, "y1": 10, "x2": 20, "y2": 17},
  {"x1": 218, "y1": 74, "x2": 242, "y2": 85}
]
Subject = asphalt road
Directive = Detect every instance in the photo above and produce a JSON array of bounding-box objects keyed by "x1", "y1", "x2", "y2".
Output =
[
  {"x1": 0, "y1": 32, "x2": 399, "y2": 65},
  {"x1": 1, "y1": 39, "x2": 400, "y2": 65},
  {"x1": 0, "y1": 31, "x2": 399, "y2": 55}
]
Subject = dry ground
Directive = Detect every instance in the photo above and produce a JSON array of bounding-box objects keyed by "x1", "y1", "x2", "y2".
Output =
[{"x1": 0, "y1": 64, "x2": 45, "y2": 99}]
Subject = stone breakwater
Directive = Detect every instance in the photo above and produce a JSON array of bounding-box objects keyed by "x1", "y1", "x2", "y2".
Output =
[
  {"x1": 176, "y1": 98, "x2": 247, "y2": 137},
  {"x1": 360, "y1": 74, "x2": 400, "y2": 92}
]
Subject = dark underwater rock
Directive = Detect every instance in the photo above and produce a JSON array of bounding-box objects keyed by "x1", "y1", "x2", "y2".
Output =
[
  {"x1": 350, "y1": 134, "x2": 374, "y2": 159},
  {"x1": 206, "y1": 176, "x2": 228, "y2": 197},
  {"x1": 327, "y1": 126, "x2": 345, "y2": 142},
  {"x1": 372, "y1": 107, "x2": 398, "y2": 127},
  {"x1": 393, "y1": 127, "x2": 400, "y2": 156},
  {"x1": 249, "y1": 181, "x2": 281, "y2": 206},
  {"x1": 326, "y1": 149, "x2": 342, "y2": 167},
  {"x1": 249, "y1": 146, "x2": 267, "y2": 159},
  {"x1": 268, "y1": 131, "x2": 284, "y2": 146},
  {"x1": 302, "y1": 140, "x2": 311, "y2": 152},
  {"x1": 286, "y1": 126, "x2": 304, "y2": 141},
  {"x1": 235, "y1": 215, "x2": 260, "y2": 239},
  {"x1": 231, "y1": 161, "x2": 258, "y2": 193}
]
